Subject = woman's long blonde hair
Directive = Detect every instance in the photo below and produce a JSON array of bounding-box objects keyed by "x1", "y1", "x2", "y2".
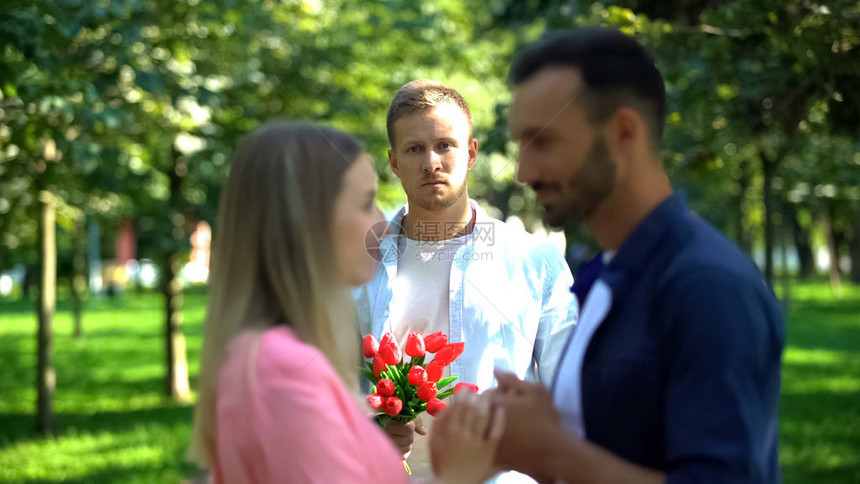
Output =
[{"x1": 188, "y1": 121, "x2": 363, "y2": 469}]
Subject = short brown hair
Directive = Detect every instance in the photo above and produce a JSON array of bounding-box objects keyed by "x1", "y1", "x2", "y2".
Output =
[
  {"x1": 510, "y1": 28, "x2": 666, "y2": 149},
  {"x1": 385, "y1": 79, "x2": 473, "y2": 148}
]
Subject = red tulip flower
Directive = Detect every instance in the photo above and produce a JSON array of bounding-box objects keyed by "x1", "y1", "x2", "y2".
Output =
[
  {"x1": 362, "y1": 334, "x2": 379, "y2": 358},
  {"x1": 423, "y1": 331, "x2": 447, "y2": 353},
  {"x1": 379, "y1": 345, "x2": 401, "y2": 366},
  {"x1": 454, "y1": 382, "x2": 479, "y2": 394},
  {"x1": 407, "y1": 366, "x2": 427, "y2": 386},
  {"x1": 434, "y1": 342, "x2": 465, "y2": 366},
  {"x1": 405, "y1": 332, "x2": 426, "y2": 357},
  {"x1": 367, "y1": 393, "x2": 384, "y2": 410},
  {"x1": 426, "y1": 398, "x2": 448, "y2": 416},
  {"x1": 377, "y1": 379, "x2": 396, "y2": 398},
  {"x1": 384, "y1": 396, "x2": 403, "y2": 416},
  {"x1": 372, "y1": 354, "x2": 387, "y2": 378},
  {"x1": 379, "y1": 332, "x2": 396, "y2": 349},
  {"x1": 379, "y1": 333, "x2": 402, "y2": 365},
  {"x1": 417, "y1": 382, "x2": 438, "y2": 402},
  {"x1": 425, "y1": 361, "x2": 443, "y2": 383}
]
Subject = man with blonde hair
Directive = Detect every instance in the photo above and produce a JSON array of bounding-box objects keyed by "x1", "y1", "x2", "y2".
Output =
[{"x1": 354, "y1": 79, "x2": 578, "y2": 483}]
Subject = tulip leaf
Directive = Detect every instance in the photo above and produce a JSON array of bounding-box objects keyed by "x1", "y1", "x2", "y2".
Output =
[
  {"x1": 390, "y1": 364, "x2": 407, "y2": 387},
  {"x1": 376, "y1": 414, "x2": 391, "y2": 429},
  {"x1": 436, "y1": 376, "x2": 458, "y2": 390},
  {"x1": 361, "y1": 369, "x2": 377, "y2": 384}
]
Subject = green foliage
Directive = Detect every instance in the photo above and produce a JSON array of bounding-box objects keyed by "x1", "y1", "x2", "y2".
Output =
[
  {"x1": 0, "y1": 0, "x2": 519, "y2": 271},
  {"x1": 476, "y1": 0, "x2": 859, "y2": 256}
]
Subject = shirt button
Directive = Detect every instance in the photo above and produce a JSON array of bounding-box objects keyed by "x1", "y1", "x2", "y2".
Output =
[{"x1": 383, "y1": 310, "x2": 389, "y2": 317}]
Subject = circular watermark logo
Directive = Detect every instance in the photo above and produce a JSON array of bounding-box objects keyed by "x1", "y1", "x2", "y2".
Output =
[{"x1": 364, "y1": 220, "x2": 405, "y2": 263}]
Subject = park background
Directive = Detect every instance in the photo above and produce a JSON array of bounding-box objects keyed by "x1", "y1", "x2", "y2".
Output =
[{"x1": 0, "y1": 0, "x2": 858, "y2": 482}]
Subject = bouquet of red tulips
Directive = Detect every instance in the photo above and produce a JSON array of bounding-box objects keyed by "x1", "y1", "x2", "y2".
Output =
[{"x1": 362, "y1": 331, "x2": 479, "y2": 428}]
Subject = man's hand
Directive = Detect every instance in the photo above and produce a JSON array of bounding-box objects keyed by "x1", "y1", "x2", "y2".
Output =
[
  {"x1": 488, "y1": 370, "x2": 564, "y2": 480},
  {"x1": 490, "y1": 370, "x2": 665, "y2": 484},
  {"x1": 383, "y1": 417, "x2": 427, "y2": 456},
  {"x1": 430, "y1": 392, "x2": 505, "y2": 484}
]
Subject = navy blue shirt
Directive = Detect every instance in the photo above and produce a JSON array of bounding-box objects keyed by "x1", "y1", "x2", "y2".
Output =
[{"x1": 570, "y1": 194, "x2": 784, "y2": 483}]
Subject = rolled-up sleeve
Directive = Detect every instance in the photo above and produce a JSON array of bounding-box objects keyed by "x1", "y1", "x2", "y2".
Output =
[{"x1": 533, "y1": 244, "x2": 579, "y2": 386}]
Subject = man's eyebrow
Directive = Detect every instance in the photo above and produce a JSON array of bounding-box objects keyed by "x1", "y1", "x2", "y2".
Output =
[{"x1": 398, "y1": 138, "x2": 422, "y2": 148}]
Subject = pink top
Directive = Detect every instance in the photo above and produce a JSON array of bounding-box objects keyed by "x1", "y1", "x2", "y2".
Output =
[{"x1": 215, "y1": 326, "x2": 410, "y2": 484}]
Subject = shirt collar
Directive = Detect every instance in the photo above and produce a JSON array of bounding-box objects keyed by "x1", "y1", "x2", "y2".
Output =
[
  {"x1": 606, "y1": 192, "x2": 688, "y2": 279},
  {"x1": 571, "y1": 192, "x2": 689, "y2": 298},
  {"x1": 384, "y1": 198, "x2": 491, "y2": 244}
]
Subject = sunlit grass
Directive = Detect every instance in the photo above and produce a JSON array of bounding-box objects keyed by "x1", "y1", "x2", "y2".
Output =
[
  {"x1": 0, "y1": 425, "x2": 186, "y2": 482},
  {"x1": 0, "y1": 283, "x2": 858, "y2": 482},
  {"x1": 776, "y1": 282, "x2": 860, "y2": 483},
  {"x1": 0, "y1": 289, "x2": 206, "y2": 483}
]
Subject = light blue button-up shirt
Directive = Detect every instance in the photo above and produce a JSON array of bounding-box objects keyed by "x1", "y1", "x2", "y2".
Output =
[{"x1": 354, "y1": 199, "x2": 578, "y2": 392}]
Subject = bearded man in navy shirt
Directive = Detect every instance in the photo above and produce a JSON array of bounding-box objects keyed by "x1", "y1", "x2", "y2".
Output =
[{"x1": 488, "y1": 27, "x2": 784, "y2": 483}]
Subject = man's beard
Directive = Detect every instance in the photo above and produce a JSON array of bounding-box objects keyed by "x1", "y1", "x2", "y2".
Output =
[
  {"x1": 409, "y1": 178, "x2": 468, "y2": 212},
  {"x1": 543, "y1": 135, "x2": 616, "y2": 228}
]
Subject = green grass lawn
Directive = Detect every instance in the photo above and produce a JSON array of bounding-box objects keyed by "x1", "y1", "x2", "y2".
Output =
[
  {"x1": 777, "y1": 283, "x2": 860, "y2": 483},
  {"x1": 0, "y1": 290, "x2": 207, "y2": 483},
  {"x1": 0, "y1": 283, "x2": 858, "y2": 483}
]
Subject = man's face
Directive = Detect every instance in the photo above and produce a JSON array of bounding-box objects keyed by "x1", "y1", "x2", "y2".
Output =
[
  {"x1": 389, "y1": 103, "x2": 477, "y2": 212},
  {"x1": 509, "y1": 67, "x2": 616, "y2": 228}
]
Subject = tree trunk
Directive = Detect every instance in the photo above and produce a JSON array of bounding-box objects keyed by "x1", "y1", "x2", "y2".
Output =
[
  {"x1": 736, "y1": 158, "x2": 752, "y2": 255},
  {"x1": 832, "y1": 223, "x2": 846, "y2": 276},
  {"x1": 22, "y1": 264, "x2": 35, "y2": 301},
  {"x1": 71, "y1": 220, "x2": 86, "y2": 338},
  {"x1": 87, "y1": 219, "x2": 102, "y2": 297},
  {"x1": 779, "y1": 205, "x2": 792, "y2": 315},
  {"x1": 36, "y1": 191, "x2": 56, "y2": 436},
  {"x1": 824, "y1": 206, "x2": 842, "y2": 290},
  {"x1": 69, "y1": 276, "x2": 83, "y2": 339},
  {"x1": 162, "y1": 147, "x2": 191, "y2": 402},
  {"x1": 161, "y1": 253, "x2": 191, "y2": 402},
  {"x1": 850, "y1": 214, "x2": 860, "y2": 284},
  {"x1": 761, "y1": 151, "x2": 777, "y2": 287},
  {"x1": 785, "y1": 202, "x2": 814, "y2": 280}
]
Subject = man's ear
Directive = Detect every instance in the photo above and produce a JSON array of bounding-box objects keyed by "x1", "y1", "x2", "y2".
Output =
[
  {"x1": 615, "y1": 108, "x2": 642, "y2": 150},
  {"x1": 606, "y1": 108, "x2": 641, "y2": 173},
  {"x1": 388, "y1": 148, "x2": 400, "y2": 178},
  {"x1": 467, "y1": 138, "x2": 478, "y2": 170}
]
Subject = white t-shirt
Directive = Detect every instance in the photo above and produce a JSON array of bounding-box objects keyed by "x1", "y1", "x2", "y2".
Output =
[
  {"x1": 387, "y1": 220, "x2": 472, "y2": 481},
  {"x1": 387, "y1": 232, "x2": 471, "y2": 348}
]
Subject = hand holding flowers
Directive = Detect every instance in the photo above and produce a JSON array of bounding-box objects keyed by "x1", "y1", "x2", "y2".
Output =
[{"x1": 362, "y1": 331, "x2": 477, "y2": 428}]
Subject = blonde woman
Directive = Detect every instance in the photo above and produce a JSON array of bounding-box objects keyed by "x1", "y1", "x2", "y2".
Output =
[{"x1": 188, "y1": 121, "x2": 503, "y2": 484}]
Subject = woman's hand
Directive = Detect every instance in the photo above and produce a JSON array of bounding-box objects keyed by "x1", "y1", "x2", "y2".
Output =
[{"x1": 429, "y1": 392, "x2": 505, "y2": 484}]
